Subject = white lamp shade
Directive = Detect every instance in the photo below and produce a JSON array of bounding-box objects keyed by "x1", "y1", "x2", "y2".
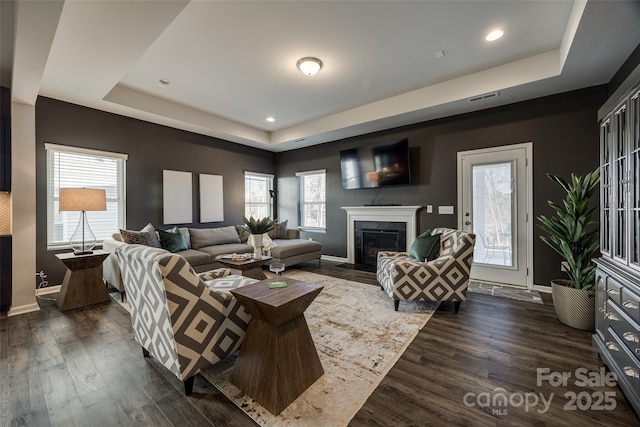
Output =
[{"x1": 59, "y1": 188, "x2": 106, "y2": 211}]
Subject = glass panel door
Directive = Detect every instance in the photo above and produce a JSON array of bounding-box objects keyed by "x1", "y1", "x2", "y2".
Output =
[
  {"x1": 601, "y1": 118, "x2": 612, "y2": 256},
  {"x1": 472, "y1": 162, "x2": 514, "y2": 267},
  {"x1": 614, "y1": 105, "x2": 627, "y2": 261},
  {"x1": 631, "y1": 92, "x2": 640, "y2": 270}
]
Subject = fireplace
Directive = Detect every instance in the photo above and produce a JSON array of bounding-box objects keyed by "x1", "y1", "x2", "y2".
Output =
[
  {"x1": 342, "y1": 206, "x2": 421, "y2": 265},
  {"x1": 355, "y1": 221, "x2": 406, "y2": 266}
]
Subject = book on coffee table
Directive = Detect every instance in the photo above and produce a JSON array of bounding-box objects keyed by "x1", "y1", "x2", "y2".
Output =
[{"x1": 268, "y1": 281, "x2": 288, "y2": 288}]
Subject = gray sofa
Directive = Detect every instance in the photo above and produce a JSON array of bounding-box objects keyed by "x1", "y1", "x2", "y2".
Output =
[{"x1": 103, "y1": 224, "x2": 322, "y2": 295}]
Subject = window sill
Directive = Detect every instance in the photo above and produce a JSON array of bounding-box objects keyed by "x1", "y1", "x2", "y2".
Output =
[{"x1": 298, "y1": 227, "x2": 326, "y2": 234}]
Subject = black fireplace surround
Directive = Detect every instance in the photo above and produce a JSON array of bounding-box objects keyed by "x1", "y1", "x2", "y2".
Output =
[{"x1": 355, "y1": 221, "x2": 407, "y2": 266}]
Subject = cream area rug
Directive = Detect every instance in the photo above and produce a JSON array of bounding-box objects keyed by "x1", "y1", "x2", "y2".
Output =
[{"x1": 112, "y1": 271, "x2": 436, "y2": 426}]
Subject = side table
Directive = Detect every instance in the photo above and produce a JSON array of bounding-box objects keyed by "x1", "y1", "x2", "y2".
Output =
[
  {"x1": 230, "y1": 277, "x2": 324, "y2": 415},
  {"x1": 56, "y1": 250, "x2": 110, "y2": 311}
]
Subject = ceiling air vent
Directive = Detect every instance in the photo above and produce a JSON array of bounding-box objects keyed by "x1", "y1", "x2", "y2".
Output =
[{"x1": 467, "y1": 91, "x2": 500, "y2": 103}]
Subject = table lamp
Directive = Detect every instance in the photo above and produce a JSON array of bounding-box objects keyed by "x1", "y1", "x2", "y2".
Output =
[{"x1": 59, "y1": 188, "x2": 106, "y2": 255}]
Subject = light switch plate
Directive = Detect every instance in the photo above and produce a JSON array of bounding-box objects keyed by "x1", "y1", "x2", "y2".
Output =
[
  {"x1": 426, "y1": 205, "x2": 433, "y2": 213},
  {"x1": 439, "y1": 205, "x2": 455, "y2": 215}
]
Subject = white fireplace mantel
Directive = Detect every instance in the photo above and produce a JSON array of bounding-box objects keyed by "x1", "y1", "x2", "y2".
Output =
[{"x1": 341, "y1": 206, "x2": 422, "y2": 263}]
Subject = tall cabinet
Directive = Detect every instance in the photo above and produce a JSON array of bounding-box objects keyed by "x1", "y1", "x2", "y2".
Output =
[{"x1": 594, "y1": 80, "x2": 640, "y2": 416}]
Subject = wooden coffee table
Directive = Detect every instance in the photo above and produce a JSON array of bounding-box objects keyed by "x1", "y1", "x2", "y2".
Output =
[
  {"x1": 230, "y1": 277, "x2": 324, "y2": 415},
  {"x1": 215, "y1": 255, "x2": 271, "y2": 280}
]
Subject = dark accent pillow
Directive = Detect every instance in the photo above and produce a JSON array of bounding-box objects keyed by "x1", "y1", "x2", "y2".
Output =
[
  {"x1": 268, "y1": 220, "x2": 288, "y2": 239},
  {"x1": 120, "y1": 229, "x2": 157, "y2": 247},
  {"x1": 141, "y1": 223, "x2": 161, "y2": 248},
  {"x1": 157, "y1": 226, "x2": 188, "y2": 253},
  {"x1": 235, "y1": 225, "x2": 250, "y2": 243},
  {"x1": 409, "y1": 231, "x2": 441, "y2": 262}
]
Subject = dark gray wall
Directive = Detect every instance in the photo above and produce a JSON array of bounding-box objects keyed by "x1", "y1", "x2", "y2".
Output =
[
  {"x1": 275, "y1": 86, "x2": 608, "y2": 286},
  {"x1": 35, "y1": 97, "x2": 275, "y2": 285}
]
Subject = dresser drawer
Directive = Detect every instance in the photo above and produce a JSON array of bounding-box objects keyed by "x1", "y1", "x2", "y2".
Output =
[
  {"x1": 606, "y1": 328, "x2": 640, "y2": 395},
  {"x1": 621, "y1": 286, "x2": 640, "y2": 323},
  {"x1": 606, "y1": 300, "x2": 640, "y2": 361},
  {"x1": 606, "y1": 278, "x2": 624, "y2": 305}
]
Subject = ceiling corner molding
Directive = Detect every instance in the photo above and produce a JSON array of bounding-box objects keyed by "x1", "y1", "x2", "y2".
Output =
[
  {"x1": 270, "y1": 50, "x2": 562, "y2": 147},
  {"x1": 104, "y1": 84, "x2": 270, "y2": 146},
  {"x1": 12, "y1": 0, "x2": 64, "y2": 105},
  {"x1": 559, "y1": 0, "x2": 588, "y2": 71}
]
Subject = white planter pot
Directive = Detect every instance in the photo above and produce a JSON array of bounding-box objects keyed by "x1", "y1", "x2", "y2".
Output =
[
  {"x1": 551, "y1": 279, "x2": 595, "y2": 331},
  {"x1": 249, "y1": 234, "x2": 264, "y2": 259}
]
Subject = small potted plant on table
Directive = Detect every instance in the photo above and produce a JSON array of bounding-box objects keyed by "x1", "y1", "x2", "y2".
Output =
[
  {"x1": 537, "y1": 167, "x2": 600, "y2": 330},
  {"x1": 242, "y1": 215, "x2": 278, "y2": 259}
]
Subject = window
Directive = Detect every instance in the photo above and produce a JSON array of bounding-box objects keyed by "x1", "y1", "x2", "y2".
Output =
[
  {"x1": 46, "y1": 143, "x2": 127, "y2": 249},
  {"x1": 297, "y1": 169, "x2": 326, "y2": 231},
  {"x1": 244, "y1": 172, "x2": 273, "y2": 218}
]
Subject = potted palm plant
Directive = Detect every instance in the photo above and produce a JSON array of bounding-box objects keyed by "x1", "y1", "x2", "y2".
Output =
[
  {"x1": 537, "y1": 167, "x2": 600, "y2": 330},
  {"x1": 242, "y1": 215, "x2": 278, "y2": 258}
]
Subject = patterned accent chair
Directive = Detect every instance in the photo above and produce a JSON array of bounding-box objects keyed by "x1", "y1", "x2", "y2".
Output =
[
  {"x1": 377, "y1": 228, "x2": 476, "y2": 312},
  {"x1": 116, "y1": 244, "x2": 256, "y2": 395}
]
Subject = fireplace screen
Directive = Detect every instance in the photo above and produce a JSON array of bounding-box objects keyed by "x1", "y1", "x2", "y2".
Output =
[{"x1": 354, "y1": 221, "x2": 406, "y2": 266}]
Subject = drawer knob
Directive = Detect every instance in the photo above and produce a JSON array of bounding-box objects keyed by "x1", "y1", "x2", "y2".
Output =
[
  {"x1": 623, "y1": 332, "x2": 639, "y2": 343},
  {"x1": 623, "y1": 301, "x2": 639, "y2": 310},
  {"x1": 636, "y1": 348, "x2": 640, "y2": 357},
  {"x1": 607, "y1": 288, "x2": 620, "y2": 296},
  {"x1": 606, "y1": 341, "x2": 620, "y2": 351},
  {"x1": 623, "y1": 366, "x2": 639, "y2": 379},
  {"x1": 605, "y1": 312, "x2": 621, "y2": 321}
]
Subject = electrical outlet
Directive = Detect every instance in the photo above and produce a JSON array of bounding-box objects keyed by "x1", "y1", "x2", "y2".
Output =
[
  {"x1": 426, "y1": 205, "x2": 433, "y2": 213},
  {"x1": 438, "y1": 205, "x2": 455, "y2": 215}
]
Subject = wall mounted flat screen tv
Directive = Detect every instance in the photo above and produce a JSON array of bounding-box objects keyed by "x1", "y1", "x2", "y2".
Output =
[{"x1": 340, "y1": 138, "x2": 411, "y2": 190}]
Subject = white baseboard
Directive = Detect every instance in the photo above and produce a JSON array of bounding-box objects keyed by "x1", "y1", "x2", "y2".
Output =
[
  {"x1": 8, "y1": 302, "x2": 40, "y2": 317},
  {"x1": 321, "y1": 255, "x2": 347, "y2": 263},
  {"x1": 37, "y1": 284, "x2": 61, "y2": 296},
  {"x1": 533, "y1": 285, "x2": 552, "y2": 294}
]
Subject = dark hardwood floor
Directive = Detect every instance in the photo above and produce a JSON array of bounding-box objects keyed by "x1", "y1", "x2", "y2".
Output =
[{"x1": 1, "y1": 261, "x2": 639, "y2": 426}]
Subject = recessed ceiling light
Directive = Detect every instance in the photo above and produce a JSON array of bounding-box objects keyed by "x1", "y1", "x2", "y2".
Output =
[
  {"x1": 485, "y1": 30, "x2": 504, "y2": 42},
  {"x1": 157, "y1": 78, "x2": 170, "y2": 87},
  {"x1": 266, "y1": 117, "x2": 275, "y2": 122},
  {"x1": 296, "y1": 57, "x2": 323, "y2": 76}
]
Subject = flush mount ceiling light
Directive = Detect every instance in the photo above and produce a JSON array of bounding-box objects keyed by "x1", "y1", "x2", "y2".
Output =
[
  {"x1": 485, "y1": 29, "x2": 504, "y2": 41},
  {"x1": 266, "y1": 116, "x2": 275, "y2": 122},
  {"x1": 296, "y1": 57, "x2": 323, "y2": 76}
]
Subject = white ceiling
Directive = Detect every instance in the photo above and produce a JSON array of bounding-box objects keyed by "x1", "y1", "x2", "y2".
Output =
[{"x1": 9, "y1": 0, "x2": 640, "y2": 152}]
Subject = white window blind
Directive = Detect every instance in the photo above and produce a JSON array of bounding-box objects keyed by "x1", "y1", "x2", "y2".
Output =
[
  {"x1": 244, "y1": 171, "x2": 273, "y2": 218},
  {"x1": 46, "y1": 143, "x2": 127, "y2": 249},
  {"x1": 296, "y1": 169, "x2": 326, "y2": 231}
]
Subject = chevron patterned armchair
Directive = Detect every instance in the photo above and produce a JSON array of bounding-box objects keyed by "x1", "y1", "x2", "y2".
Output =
[
  {"x1": 377, "y1": 228, "x2": 476, "y2": 312},
  {"x1": 117, "y1": 244, "x2": 255, "y2": 395}
]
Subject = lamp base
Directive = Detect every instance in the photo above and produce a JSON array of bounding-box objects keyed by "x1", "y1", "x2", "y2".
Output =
[{"x1": 73, "y1": 250, "x2": 94, "y2": 256}]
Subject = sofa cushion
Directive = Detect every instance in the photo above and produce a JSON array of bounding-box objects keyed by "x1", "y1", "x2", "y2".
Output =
[
  {"x1": 158, "y1": 227, "x2": 188, "y2": 253},
  {"x1": 409, "y1": 230, "x2": 441, "y2": 262},
  {"x1": 270, "y1": 239, "x2": 321, "y2": 259},
  {"x1": 198, "y1": 243, "x2": 253, "y2": 258},
  {"x1": 178, "y1": 249, "x2": 213, "y2": 266},
  {"x1": 189, "y1": 226, "x2": 240, "y2": 249},
  {"x1": 178, "y1": 227, "x2": 191, "y2": 249},
  {"x1": 268, "y1": 220, "x2": 288, "y2": 239},
  {"x1": 120, "y1": 228, "x2": 158, "y2": 247},
  {"x1": 235, "y1": 225, "x2": 250, "y2": 243}
]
